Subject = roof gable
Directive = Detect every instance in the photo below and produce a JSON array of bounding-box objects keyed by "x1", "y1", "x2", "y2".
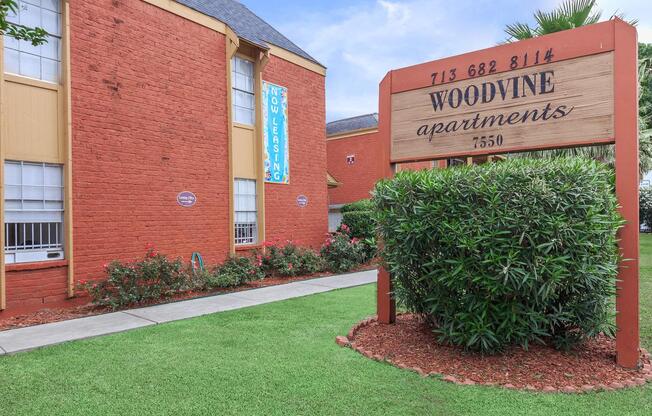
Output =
[{"x1": 176, "y1": 0, "x2": 322, "y2": 66}]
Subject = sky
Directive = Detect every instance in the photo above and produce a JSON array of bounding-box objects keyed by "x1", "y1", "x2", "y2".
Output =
[{"x1": 241, "y1": 0, "x2": 652, "y2": 122}]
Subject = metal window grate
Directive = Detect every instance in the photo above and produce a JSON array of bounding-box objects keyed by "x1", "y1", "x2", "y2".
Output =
[
  {"x1": 235, "y1": 222, "x2": 257, "y2": 245},
  {"x1": 5, "y1": 222, "x2": 63, "y2": 251}
]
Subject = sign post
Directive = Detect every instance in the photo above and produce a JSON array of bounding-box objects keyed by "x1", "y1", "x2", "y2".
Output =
[{"x1": 377, "y1": 19, "x2": 639, "y2": 367}]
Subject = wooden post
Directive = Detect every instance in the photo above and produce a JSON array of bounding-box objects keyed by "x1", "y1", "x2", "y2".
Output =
[
  {"x1": 614, "y1": 19, "x2": 640, "y2": 368},
  {"x1": 377, "y1": 72, "x2": 396, "y2": 324}
]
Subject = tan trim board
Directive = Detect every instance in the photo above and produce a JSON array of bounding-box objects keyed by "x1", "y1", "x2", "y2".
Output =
[
  {"x1": 3, "y1": 73, "x2": 60, "y2": 91},
  {"x1": 267, "y1": 44, "x2": 326, "y2": 76},
  {"x1": 326, "y1": 128, "x2": 379, "y2": 141},
  {"x1": 141, "y1": 0, "x2": 226, "y2": 33},
  {"x1": 63, "y1": 0, "x2": 74, "y2": 298}
]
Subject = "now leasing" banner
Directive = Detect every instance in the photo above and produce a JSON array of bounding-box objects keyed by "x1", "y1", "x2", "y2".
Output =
[{"x1": 263, "y1": 81, "x2": 290, "y2": 184}]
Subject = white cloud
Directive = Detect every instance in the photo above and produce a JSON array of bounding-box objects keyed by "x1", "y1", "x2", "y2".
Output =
[
  {"x1": 276, "y1": 0, "x2": 650, "y2": 121},
  {"x1": 277, "y1": 0, "x2": 545, "y2": 121}
]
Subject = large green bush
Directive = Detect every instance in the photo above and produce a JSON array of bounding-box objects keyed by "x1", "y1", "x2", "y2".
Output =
[{"x1": 373, "y1": 158, "x2": 623, "y2": 353}]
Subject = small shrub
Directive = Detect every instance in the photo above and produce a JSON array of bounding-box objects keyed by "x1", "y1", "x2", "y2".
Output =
[
  {"x1": 640, "y1": 187, "x2": 652, "y2": 229},
  {"x1": 374, "y1": 158, "x2": 623, "y2": 353},
  {"x1": 261, "y1": 242, "x2": 324, "y2": 277},
  {"x1": 339, "y1": 199, "x2": 378, "y2": 261},
  {"x1": 320, "y1": 232, "x2": 366, "y2": 273},
  {"x1": 207, "y1": 256, "x2": 264, "y2": 288},
  {"x1": 82, "y1": 246, "x2": 187, "y2": 309},
  {"x1": 341, "y1": 199, "x2": 374, "y2": 213},
  {"x1": 339, "y1": 211, "x2": 375, "y2": 240}
]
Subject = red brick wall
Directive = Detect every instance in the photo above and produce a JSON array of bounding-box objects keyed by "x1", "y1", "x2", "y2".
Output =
[
  {"x1": 396, "y1": 161, "x2": 435, "y2": 171},
  {"x1": 5, "y1": 265, "x2": 68, "y2": 312},
  {"x1": 327, "y1": 131, "x2": 382, "y2": 205},
  {"x1": 1, "y1": 2, "x2": 328, "y2": 316},
  {"x1": 327, "y1": 132, "x2": 438, "y2": 206},
  {"x1": 262, "y1": 56, "x2": 328, "y2": 249},
  {"x1": 69, "y1": 0, "x2": 230, "y2": 280}
]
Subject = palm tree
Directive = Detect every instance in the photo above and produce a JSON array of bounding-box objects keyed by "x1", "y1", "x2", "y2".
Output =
[{"x1": 504, "y1": 0, "x2": 650, "y2": 176}]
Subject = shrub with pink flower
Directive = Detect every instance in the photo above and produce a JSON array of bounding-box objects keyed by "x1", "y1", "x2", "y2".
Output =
[{"x1": 320, "y1": 232, "x2": 366, "y2": 273}]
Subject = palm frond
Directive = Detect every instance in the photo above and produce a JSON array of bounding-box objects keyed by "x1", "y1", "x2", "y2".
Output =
[
  {"x1": 559, "y1": 0, "x2": 601, "y2": 27},
  {"x1": 533, "y1": 9, "x2": 573, "y2": 35},
  {"x1": 504, "y1": 22, "x2": 535, "y2": 41},
  {"x1": 610, "y1": 11, "x2": 638, "y2": 26}
]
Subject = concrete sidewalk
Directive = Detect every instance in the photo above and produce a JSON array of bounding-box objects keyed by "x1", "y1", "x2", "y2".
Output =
[{"x1": 0, "y1": 269, "x2": 377, "y2": 355}]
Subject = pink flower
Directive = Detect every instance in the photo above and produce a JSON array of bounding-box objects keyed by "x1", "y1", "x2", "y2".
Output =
[
  {"x1": 287, "y1": 263, "x2": 293, "y2": 270},
  {"x1": 340, "y1": 224, "x2": 350, "y2": 232},
  {"x1": 351, "y1": 238, "x2": 360, "y2": 244}
]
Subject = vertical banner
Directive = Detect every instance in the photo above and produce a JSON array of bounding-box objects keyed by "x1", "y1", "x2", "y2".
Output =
[{"x1": 263, "y1": 81, "x2": 290, "y2": 184}]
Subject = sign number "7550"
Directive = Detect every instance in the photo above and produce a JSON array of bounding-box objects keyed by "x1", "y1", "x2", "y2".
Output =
[{"x1": 473, "y1": 134, "x2": 504, "y2": 149}]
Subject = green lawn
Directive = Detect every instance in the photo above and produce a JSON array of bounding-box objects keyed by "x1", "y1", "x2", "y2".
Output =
[{"x1": 1, "y1": 238, "x2": 652, "y2": 415}]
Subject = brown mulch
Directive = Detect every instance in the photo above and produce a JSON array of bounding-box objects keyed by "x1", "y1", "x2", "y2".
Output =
[
  {"x1": 347, "y1": 314, "x2": 651, "y2": 391},
  {"x1": 0, "y1": 265, "x2": 376, "y2": 332}
]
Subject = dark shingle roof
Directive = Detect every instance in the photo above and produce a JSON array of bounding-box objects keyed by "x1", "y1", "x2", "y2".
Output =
[
  {"x1": 176, "y1": 0, "x2": 322, "y2": 66},
  {"x1": 327, "y1": 113, "x2": 378, "y2": 136}
]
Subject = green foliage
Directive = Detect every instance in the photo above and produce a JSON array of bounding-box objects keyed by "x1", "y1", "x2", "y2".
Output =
[
  {"x1": 81, "y1": 248, "x2": 187, "y2": 310},
  {"x1": 206, "y1": 256, "x2": 264, "y2": 289},
  {"x1": 339, "y1": 212, "x2": 375, "y2": 239},
  {"x1": 640, "y1": 187, "x2": 652, "y2": 229},
  {"x1": 320, "y1": 232, "x2": 366, "y2": 273},
  {"x1": 340, "y1": 199, "x2": 374, "y2": 213},
  {"x1": 641, "y1": 43, "x2": 652, "y2": 131},
  {"x1": 339, "y1": 199, "x2": 378, "y2": 261},
  {"x1": 504, "y1": 0, "x2": 634, "y2": 42},
  {"x1": 1, "y1": 0, "x2": 48, "y2": 45},
  {"x1": 261, "y1": 242, "x2": 325, "y2": 277},
  {"x1": 374, "y1": 158, "x2": 624, "y2": 353}
]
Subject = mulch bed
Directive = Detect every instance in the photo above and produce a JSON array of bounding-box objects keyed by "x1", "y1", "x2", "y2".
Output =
[
  {"x1": 336, "y1": 314, "x2": 652, "y2": 393},
  {"x1": 0, "y1": 265, "x2": 375, "y2": 332}
]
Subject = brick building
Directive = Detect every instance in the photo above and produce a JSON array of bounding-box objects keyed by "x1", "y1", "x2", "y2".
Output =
[
  {"x1": 0, "y1": 0, "x2": 327, "y2": 315},
  {"x1": 326, "y1": 113, "x2": 433, "y2": 230}
]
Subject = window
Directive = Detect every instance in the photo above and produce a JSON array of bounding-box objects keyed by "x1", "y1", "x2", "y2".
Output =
[
  {"x1": 234, "y1": 178, "x2": 257, "y2": 245},
  {"x1": 3, "y1": 0, "x2": 62, "y2": 83},
  {"x1": 4, "y1": 161, "x2": 64, "y2": 264},
  {"x1": 231, "y1": 56, "x2": 255, "y2": 125}
]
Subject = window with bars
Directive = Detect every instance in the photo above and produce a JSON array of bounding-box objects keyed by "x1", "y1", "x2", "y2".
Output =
[
  {"x1": 4, "y1": 161, "x2": 64, "y2": 264},
  {"x1": 234, "y1": 178, "x2": 257, "y2": 245},
  {"x1": 3, "y1": 0, "x2": 62, "y2": 83},
  {"x1": 231, "y1": 56, "x2": 255, "y2": 125}
]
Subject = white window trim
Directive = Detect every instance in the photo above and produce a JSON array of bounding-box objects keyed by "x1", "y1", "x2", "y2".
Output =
[
  {"x1": 231, "y1": 55, "x2": 255, "y2": 126},
  {"x1": 234, "y1": 178, "x2": 257, "y2": 246},
  {"x1": 3, "y1": 0, "x2": 62, "y2": 83},
  {"x1": 4, "y1": 161, "x2": 65, "y2": 264}
]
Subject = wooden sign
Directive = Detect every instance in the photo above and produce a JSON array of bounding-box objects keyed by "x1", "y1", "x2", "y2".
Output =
[
  {"x1": 377, "y1": 19, "x2": 640, "y2": 368},
  {"x1": 391, "y1": 52, "x2": 614, "y2": 161},
  {"x1": 384, "y1": 20, "x2": 624, "y2": 163}
]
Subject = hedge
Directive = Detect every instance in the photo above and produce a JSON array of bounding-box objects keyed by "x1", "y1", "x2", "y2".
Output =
[{"x1": 373, "y1": 158, "x2": 624, "y2": 353}]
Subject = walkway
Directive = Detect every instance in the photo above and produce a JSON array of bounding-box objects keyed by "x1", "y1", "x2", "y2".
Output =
[{"x1": 0, "y1": 269, "x2": 377, "y2": 355}]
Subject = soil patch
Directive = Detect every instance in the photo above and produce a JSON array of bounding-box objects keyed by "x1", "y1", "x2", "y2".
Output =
[
  {"x1": 0, "y1": 266, "x2": 375, "y2": 332},
  {"x1": 340, "y1": 314, "x2": 652, "y2": 393}
]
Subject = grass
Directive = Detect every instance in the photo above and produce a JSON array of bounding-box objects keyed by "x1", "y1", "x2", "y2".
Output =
[{"x1": 1, "y1": 238, "x2": 652, "y2": 415}]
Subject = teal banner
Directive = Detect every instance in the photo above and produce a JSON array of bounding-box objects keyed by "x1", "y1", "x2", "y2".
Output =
[{"x1": 263, "y1": 81, "x2": 290, "y2": 184}]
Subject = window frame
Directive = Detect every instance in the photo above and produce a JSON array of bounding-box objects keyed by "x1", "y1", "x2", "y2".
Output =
[
  {"x1": 231, "y1": 55, "x2": 256, "y2": 126},
  {"x1": 3, "y1": 0, "x2": 63, "y2": 83},
  {"x1": 233, "y1": 178, "x2": 258, "y2": 246},
  {"x1": 4, "y1": 160, "x2": 65, "y2": 264}
]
